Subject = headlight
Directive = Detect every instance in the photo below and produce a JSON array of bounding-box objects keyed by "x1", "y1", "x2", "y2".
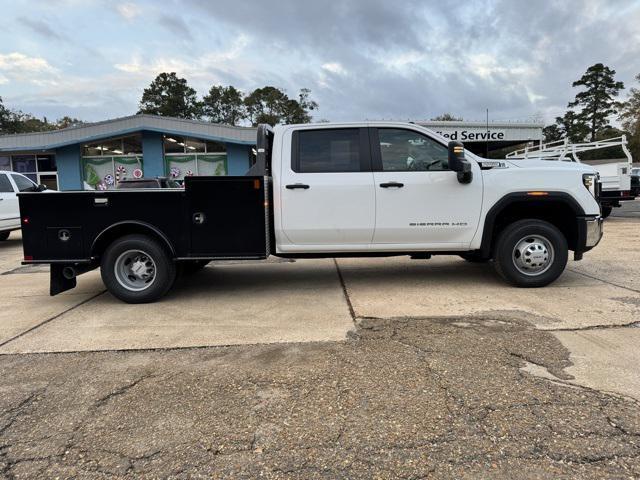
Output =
[{"x1": 582, "y1": 173, "x2": 599, "y2": 198}]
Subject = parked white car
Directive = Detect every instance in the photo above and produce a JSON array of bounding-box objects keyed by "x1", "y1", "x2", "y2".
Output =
[{"x1": 0, "y1": 171, "x2": 48, "y2": 241}]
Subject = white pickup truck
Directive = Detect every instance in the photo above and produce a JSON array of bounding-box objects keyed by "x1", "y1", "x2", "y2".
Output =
[
  {"x1": 0, "y1": 171, "x2": 47, "y2": 241},
  {"x1": 18, "y1": 122, "x2": 604, "y2": 303}
]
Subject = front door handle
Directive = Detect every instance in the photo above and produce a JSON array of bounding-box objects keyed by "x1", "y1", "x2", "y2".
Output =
[
  {"x1": 286, "y1": 183, "x2": 310, "y2": 190},
  {"x1": 379, "y1": 182, "x2": 405, "y2": 188}
]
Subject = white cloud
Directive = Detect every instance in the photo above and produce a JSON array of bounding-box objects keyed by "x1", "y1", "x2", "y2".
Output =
[
  {"x1": 115, "y1": 2, "x2": 142, "y2": 22},
  {"x1": 322, "y1": 62, "x2": 346, "y2": 75},
  {"x1": 114, "y1": 35, "x2": 252, "y2": 84},
  {"x1": 0, "y1": 53, "x2": 58, "y2": 85}
]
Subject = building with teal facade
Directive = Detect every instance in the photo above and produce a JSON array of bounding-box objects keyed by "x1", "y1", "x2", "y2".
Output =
[{"x1": 0, "y1": 115, "x2": 257, "y2": 190}]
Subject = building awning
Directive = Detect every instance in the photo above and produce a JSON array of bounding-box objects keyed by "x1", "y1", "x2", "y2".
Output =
[{"x1": 0, "y1": 114, "x2": 258, "y2": 152}]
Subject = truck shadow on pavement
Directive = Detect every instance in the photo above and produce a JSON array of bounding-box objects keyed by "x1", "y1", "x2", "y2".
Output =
[{"x1": 170, "y1": 258, "x2": 504, "y2": 298}]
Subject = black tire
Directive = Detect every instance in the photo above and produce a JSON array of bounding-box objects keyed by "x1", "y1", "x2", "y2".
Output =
[
  {"x1": 100, "y1": 234, "x2": 176, "y2": 303},
  {"x1": 493, "y1": 219, "x2": 568, "y2": 288},
  {"x1": 459, "y1": 252, "x2": 490, "y2": 263},
  {"x1": 601, "y1": 205, "x2": 613, "y2": 219},
  {"x1": 0, "y1": 231, "x2": 9, "y2": 241}
]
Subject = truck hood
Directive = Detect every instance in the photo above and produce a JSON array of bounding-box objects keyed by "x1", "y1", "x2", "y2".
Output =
[{"x1": 505, "y1": 159, "x2": 596, "y2": 173}]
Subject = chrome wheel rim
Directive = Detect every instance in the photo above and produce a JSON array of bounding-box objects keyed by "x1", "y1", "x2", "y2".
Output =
[
  {"x1": 114, "y1": 250, "x2": 157, "y2": 291},
  {"x1": 512, "y1": 235, "x2": 554, "y2": 276}
]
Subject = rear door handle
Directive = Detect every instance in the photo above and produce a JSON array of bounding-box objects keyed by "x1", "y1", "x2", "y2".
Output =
[
  {"x1": 379, "y1": 182, "x2": 404, "y2": 188},
  {"x1": 286, "y1": 183, "x2": 310, "y2": 190}
]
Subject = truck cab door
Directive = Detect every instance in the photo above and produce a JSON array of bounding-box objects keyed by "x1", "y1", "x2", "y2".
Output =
[
  {"x1": 0, "y1": 173, "x2": 19, "y2": 231},
  {"x1": 278, "y1": 127, "x2": 375, "y2": 250},
  {"x1": 370, "y1": 127, "x2": 483, "y2": 248}
]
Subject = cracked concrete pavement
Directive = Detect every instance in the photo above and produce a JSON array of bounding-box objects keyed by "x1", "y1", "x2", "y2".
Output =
[
  {"x1": 1, "y1": 317, "x2": 640, "y2": 478},
  {"x1": 0, "y1": 210, "x2": 639, "y2": 478}
]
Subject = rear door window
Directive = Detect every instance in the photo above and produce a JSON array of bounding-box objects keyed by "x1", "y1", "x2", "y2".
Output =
[
  {"x1": 0, "y1": 174, "x2": 14, "y2": 193},
  {"x1": 293, "y1": 128, "x2": 369, "y2": 173}
]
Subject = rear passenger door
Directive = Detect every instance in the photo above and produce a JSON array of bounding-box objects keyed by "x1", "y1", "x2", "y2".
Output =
[
  {"x1": 0, "y1": 173, "x2": 19, "y2": 230},
  {"x1": 279, "y1": 127, "x2": 375, "y2": 247}
]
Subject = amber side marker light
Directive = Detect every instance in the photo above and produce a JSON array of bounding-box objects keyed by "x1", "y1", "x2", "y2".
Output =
[{"x1": 527, "y1": 191, "x2": 549, "y2": 196}]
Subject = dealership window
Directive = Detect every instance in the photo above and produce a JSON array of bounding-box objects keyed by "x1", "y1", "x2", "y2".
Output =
[
  {"x1": 164, "y1": 135, "x2": 227, "y2": 181},
  {"x1": 82, "y1": 135, "x2": 143, "y2": 190},
  {"x1": 0, "y1": 154, "x2": 57, "y2": 189}
]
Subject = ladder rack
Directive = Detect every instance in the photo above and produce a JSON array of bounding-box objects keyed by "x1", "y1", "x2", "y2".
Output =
[{"x1": 506, "y1": 135, "x2": 632, "y2": 164}]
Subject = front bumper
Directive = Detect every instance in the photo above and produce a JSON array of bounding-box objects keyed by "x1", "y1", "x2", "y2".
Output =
[
  {"x1": 573, "y1": 215, "x2": 603, "y2": 261},
  {"x1": 584, "y1": 216, "x2": 603, "y2": 248}
]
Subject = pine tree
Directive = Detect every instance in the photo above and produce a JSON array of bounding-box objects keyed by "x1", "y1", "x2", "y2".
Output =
[
  {"x1": 202, "y1": 85, "x2": 246, "y2": 125},
  {"x1": 138, "y1": 72, "x2": 202, "y2": 119},
  {"x1": 568, "y1": 63, "x2": 624, "y2": 141}
]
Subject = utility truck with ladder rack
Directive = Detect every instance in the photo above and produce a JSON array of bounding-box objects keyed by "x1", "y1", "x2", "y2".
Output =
[{"x1": 18, "y1": 122, "x2": 603, "y2": 303}]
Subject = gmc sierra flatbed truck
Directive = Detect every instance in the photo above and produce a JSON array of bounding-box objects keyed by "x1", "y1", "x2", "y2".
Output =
[{"x1": 18, "y1": 122, "x2": 604, "y2": 303}]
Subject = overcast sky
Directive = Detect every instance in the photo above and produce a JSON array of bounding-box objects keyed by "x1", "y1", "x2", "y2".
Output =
[{"x1": 1, "y1": 0, "x2": 639, "y2": 125}]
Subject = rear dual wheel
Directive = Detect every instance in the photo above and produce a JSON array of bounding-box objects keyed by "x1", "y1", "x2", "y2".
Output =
[
  {"x1": 101, "y1": 234, "x2": 175, "y2": 304},
  {"x1": 0, "y1": 231, "x2": 9, "y2": 241}
]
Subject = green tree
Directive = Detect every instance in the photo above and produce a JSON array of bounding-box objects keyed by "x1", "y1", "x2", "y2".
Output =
[
  {"x1": 202, "y1": 85, "x2": 246, "y2": 125},
  {"x1": 0, "y1": 97, "x2": 11, "y2": 134},
  {"x1": 244, "y1": 86, "x2": 317, "y2": 126},
  {"x1": 244, "y1": 86, "x2": 289, "y2": 126},
  {"x1": 431, "y1": 113, "x2": 463, "y2": 121},
  {"x1": 55, "y1": 116, "x2": 86, "y2": 129},
  {"x1": 619, "y1": 73, "x2": 640, "y2": 162},
  {"x1": 555, "y1": 111, "x2": 590, "y2": 143},
  {"x1": 568, "y1": 63, "x2": 624, "y2": 141},
  {"x1": 138, "y1": 72, "x2": 202, "y2": 119},
  {"x1": 542, "y1": 123, "x2": 562, "y2": 143},
  {"x1": 281, "y1": 88, "x2": 318, "y2": 124}
]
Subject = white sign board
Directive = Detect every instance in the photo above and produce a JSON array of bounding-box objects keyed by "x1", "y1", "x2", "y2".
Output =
[{"x1": 419, "y1": 122, "x2": 543, "y2": 143}]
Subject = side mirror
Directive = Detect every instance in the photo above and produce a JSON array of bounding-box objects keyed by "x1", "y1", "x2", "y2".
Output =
[
  {"x1": 448, "y1": 141, "x2": 473, "y2": 184},
  {"x1": 36, "y1": 184, "x2": 48, "y2": 192}
]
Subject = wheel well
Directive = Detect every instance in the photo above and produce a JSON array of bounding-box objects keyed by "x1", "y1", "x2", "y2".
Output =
[
  {"x1": 485, "y1": 200, "x2": 580, "y2": 256},
  {"x1": 91, "y1": 223, "x2": 175, "y2": 259}
]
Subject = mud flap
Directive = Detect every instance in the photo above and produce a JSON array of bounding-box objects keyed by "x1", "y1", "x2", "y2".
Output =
[{"x1": 50, "y1": 264, "x2": 76, "y2": 296}]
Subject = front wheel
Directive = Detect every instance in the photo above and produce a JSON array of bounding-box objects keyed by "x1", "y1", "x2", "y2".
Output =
[
  {"x1": 0, "y1": 231, "x2": 9, "y2": 241},
  {"x1": 601, "y1": 205, "x2": 613, "y2": 219},
  {"x1": 493, "y1": 219, "x2": 568, "y2": 288},
  {"x1": 101, "y1": 234, "x2": 176, "y2": 303}
]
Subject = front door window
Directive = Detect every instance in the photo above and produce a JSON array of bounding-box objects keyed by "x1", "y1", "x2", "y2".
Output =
[{"x1": 378, "y1": 129, "x2": 449, "y2": 172}]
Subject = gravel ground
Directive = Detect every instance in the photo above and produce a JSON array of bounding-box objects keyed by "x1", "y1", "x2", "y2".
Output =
[{"x1": 1, "y1": 316, "x2": 639, "y2": 479}]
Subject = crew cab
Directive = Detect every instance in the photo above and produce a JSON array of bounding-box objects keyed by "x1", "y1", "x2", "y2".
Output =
[
  {"x1": 18, "y1": 122, "x2": 603, "y2": 303},
  {"x1": 1, "y1": 171, "x2": 47, "y2": 241}
]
